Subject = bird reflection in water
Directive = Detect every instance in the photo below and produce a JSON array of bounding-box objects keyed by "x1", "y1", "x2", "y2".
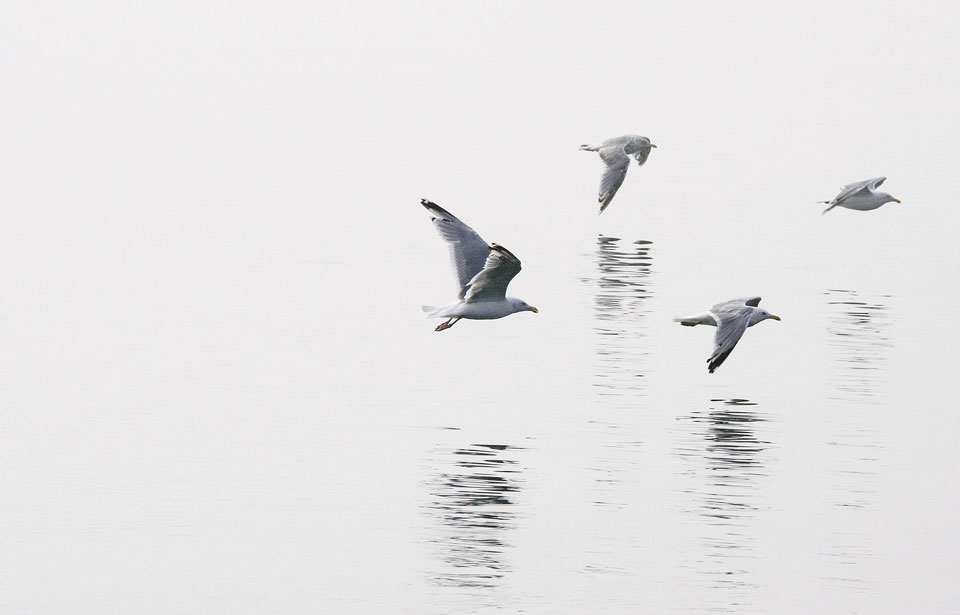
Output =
[
  {"x1": 587, "y1": 235, "x2": 653, "y2": 395},
  {"x1": 821, "y1": 289, "x2": 892, "y2": 591},
  {"x1": 675, "y1": 398, "x2": 772, "y2": 603},
  {"x1": 825, "y1": 289, "x2": 893, "y2": 404},
  {"x1": 426, "y1": 443, "x2": 522, "y2": 590},
  {"x1": 580, "y1": 236, "x2": 653, "y2": 518}
]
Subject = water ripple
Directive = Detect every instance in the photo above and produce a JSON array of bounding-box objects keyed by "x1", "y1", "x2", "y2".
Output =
[
  {"x1": 581, "y1": 235, "x2": 654, "y2": 396},
  {"x1": 674, "y1": 398, "x2": 774, "y2": 611},
  {"x1": 820, "y1": 289, "x2": 893, "y2": 592},
  {"x1": 425, "y1": 443, "x2": 524, "y2": 591},
  {"x1": 825, "y1": 289, "x2": 893, "y2": 404}
]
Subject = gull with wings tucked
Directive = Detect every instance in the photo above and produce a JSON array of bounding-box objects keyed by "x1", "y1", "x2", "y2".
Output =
[
  {"x1": 579, "y1": 135, "x2": 656, "y2": 214},
  {"x1": 421, "y1": 199, "x2": 538, "y2": 332},
  {"x1": 820, "y1": 176, "x2": 901, "y2": 214},
  {"x1": 674, "y1": 297, "x2": 781, "y2": 373}
]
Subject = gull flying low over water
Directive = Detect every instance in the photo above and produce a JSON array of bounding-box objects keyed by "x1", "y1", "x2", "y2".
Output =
[
  {"x1": 421, "y1": 199, "x2": 538, "y2": 332},
  {"x1": 579, "y1": 135, "x2": 656, "y2": 214},
  {"x1": 675, "y1": 297, "x2": 781, "y2": 373},
  {"x1": 820, "y1": 176, "x2": 901, "y2": 215}
]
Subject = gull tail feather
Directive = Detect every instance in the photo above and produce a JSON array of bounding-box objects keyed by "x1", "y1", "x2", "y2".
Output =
[
  {"x1": 422, "y1": 305, "x2": 439, "y2": 316},
  {"x1": 821, "y1": 202, "x2": 837, "y2": 215},
  {"x1": 674, "y1": 313, "x2": 716, "y2": 326},
  {"x1": 579, "y1": 143, "x2": 599, "y2": 151}
]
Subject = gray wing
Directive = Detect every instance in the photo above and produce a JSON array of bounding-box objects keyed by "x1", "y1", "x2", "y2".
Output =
[
  {"x1": 707, "y1": 308, "x2": 752, "y2": 373},
  {"x1": 712, "y1": 296, "x2": 761, "y2": 312},
  {"x1": 597, "y1": 146, "x2": 631, "y2": 214},
  {"x1": 633, "y1": 146, "x2": 652, "y2": 166},
  {"x1": 422, "y1": 199, "x2": 490, "y2": 299},
  {"x1": 463, "y1": 244, "x2": 522, "y2": 303},
  {"x1": 833, "y1": 177, "x2": 885, "y2": 203}
]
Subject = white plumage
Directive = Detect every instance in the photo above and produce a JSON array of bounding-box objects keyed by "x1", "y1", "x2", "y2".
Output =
[
  {"x1": 421, "y1": 199, "x2": 538, "y2": 332},
  {"x1": 580, "y1": 135, "x2": 657, "y2": 214}
]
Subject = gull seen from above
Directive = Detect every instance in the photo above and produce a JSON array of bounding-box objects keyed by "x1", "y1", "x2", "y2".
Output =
[
  {"x1": 421, "y1": 199, "x2": 538, "y2": 332},
  {"x1": 675, "y1": 296, "x2": 781, "y2": 373},
  {"x1": 820, "y1": 176, "x2": 901, "y2": 215},
  {"x1": 579, "y1": 134, "x2": 657, "y2": 214}
]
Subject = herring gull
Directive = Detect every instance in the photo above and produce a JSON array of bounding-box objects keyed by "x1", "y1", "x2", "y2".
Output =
[
  {"x1": 675, "y1": 297, "x2": 781, "y2": 373},
  {"x1": 820, "y1": 177, "x2": 900, "y2": 214},
  {"x1": 579, "y1": 135, "x2": 656, "y2": 214},
  {"x1": 421, "y1": 199, "x2": 538, "y2": 332}
]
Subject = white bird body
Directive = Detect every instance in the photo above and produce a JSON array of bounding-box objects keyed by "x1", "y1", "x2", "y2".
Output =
[
  {"x1": 821, "y1": 176, "x2": 900, "y2": 214},
  {"x1": 675, "y1": 297, "x2": 781, "y2": 373},
  {"x1": 424, "y1": 297, "x2": 532, "y2": 320},
  {"x1": 676, "y1": 308, "x2": 775, "y2": 329},
  {"x1": 580, "y1": 134, "x2": 656, "y2": 213},
  {"x1": 421, "y1": 199, "x2": 538, "y2": 331}
]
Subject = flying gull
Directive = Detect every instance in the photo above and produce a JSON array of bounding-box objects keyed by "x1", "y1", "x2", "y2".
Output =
[
  {"x1": 579, "y1": 135, "x2": 656, "y2": 214},
  {"x1": 820, "y1": 177, "x2": 900, "y2": 214},
  {"x1": 421, "y1": 199, "x2": 538, "y2": 332},
  {"x1": 675, "y1": 296, "x2": 781, "y2": 373}
]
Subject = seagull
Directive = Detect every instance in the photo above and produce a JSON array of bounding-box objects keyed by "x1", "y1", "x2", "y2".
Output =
[
  {"x1": 820, "y1": 177, "x2": 901, "y2": 214},
  {"x1": 579, "y1": 135, "x2": 656, "y2": 214},
  {"x1": 674, "y1": 297, "x2": 781, "y2": 373},
  {"x1": 421, "y1": 199, "x2": 538, "y2": 332}
]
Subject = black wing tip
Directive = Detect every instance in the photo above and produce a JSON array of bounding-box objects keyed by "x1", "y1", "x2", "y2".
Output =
[
  {"x1": 489, "y1": 243, "x2": 521, "y2": 262},
  {"x1": 421, "y1": 198, "x2": 455, "y2": 220},
  {"x1": 707, "y1": 349, "x2": 732, "y2": 373}
]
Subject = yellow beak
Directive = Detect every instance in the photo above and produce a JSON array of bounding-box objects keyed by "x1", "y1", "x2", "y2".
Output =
[
  {"x1": 893, "y1": 199, "x2": 902, "y2": 203},
  {"x1": 529, "y1": 307, "x2": 539, "y2": 313},
  {"x1": 651, "y1": 144, "x2": 658, "y2": 148},
  {"x1": 771, "y1": 315, "x2": 782, "y2": 321}
]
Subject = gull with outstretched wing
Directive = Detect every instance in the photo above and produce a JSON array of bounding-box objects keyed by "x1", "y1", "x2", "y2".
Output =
[
  {"x1": 820, "y1": 176, "x2": 900, "y2": 214},
  {"x1": 675, "y1": 296, "x2": 781, "y2": 373},
  {"x1": 421, "y1": 199, "x2": 538, "y2": 332},
  {"x1": 580, "y1": 135, "x2": 656, "y2": 214}
]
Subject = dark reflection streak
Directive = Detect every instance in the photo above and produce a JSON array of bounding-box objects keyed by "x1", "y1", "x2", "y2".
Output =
[
  {"x1": 581, "y1": 235, "x2": 654, "y2": 395},
  {"x1": 426, "y1": 444, "x2": 523, "y2": 590},
  {"x1": 675, "y1": 398, "x2": 771, "y2": 609}
]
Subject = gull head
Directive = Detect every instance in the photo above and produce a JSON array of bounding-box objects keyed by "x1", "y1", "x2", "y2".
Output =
[
  {"x1": 509, "y1": 298, "x2": 539, "y2": 314},
  {"x1": 878, "y1": 192, "x2": 901, "y2": 205},
  {"x1": 750, "y1": 308, "x2": 781, "y2": 326}
]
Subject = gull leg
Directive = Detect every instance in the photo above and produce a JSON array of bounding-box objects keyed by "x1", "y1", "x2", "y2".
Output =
[{"x1": 434, "y1": 317, "x2": 460, "y2": 332}]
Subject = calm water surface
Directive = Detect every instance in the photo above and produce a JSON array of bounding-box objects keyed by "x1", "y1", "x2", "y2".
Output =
[{"x1": 2, "y1": 2, "x2": 959, "y2": 614}]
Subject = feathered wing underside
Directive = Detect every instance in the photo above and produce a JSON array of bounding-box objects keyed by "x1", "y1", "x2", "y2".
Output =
[
  {"x1": 598, "y1": 147, "x2": 630, "y2": 213},
  {"x1": 463, "y1": 244, "x2": 522, "y2": 303},
  {"x1": 422, "y1": 199, "x2": 491, "y2": 299},
  {"x1": 708, "y1": 310, "x2": 752, "y2": 373}
]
